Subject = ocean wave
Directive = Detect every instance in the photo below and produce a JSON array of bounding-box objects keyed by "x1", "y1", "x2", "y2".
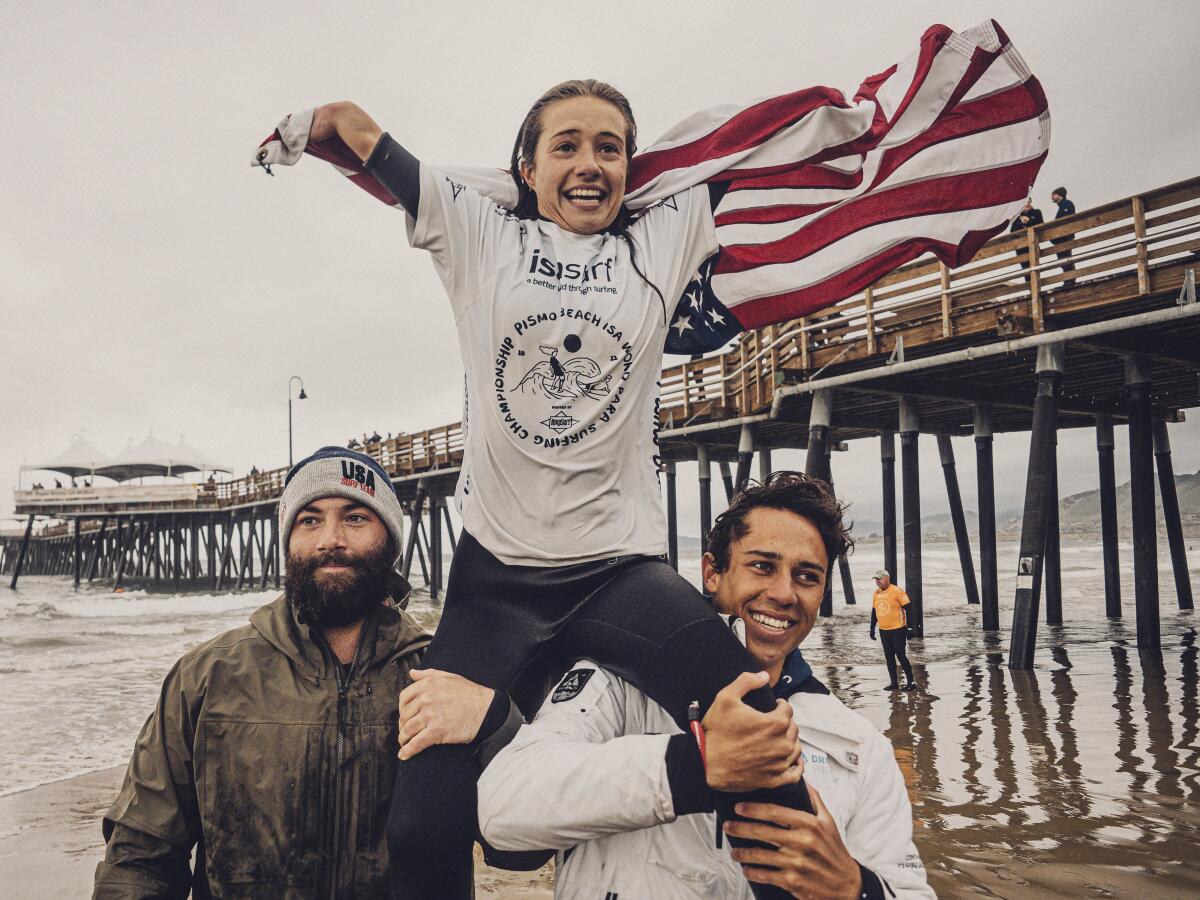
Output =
[
  {"x1": 52, "y1": 591, "x2": 271, "y2": 620},
  {"x1": 0, "y1": 653, "x2": 165, "y2": 675},
  {"x1": 0, "y1": 762, "x2": 126, "y2": 801},
  {"x1": 87, "y1": 623, "x2": 191, "y2": 638},
  {"x1": 0, "y1": 601, "x2": 66, "y2": 620},
  {"x1": 0, "y1": 634, "x2": 83, "y2": 649}
]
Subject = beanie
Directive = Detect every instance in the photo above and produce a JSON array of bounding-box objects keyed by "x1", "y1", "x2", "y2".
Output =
[
  {"x1": 1051, "y1": 186, "x2": 1067, "y2": 198},
  {"x1": 279, "y1": 446, "x2": 405, "y2": 567}
]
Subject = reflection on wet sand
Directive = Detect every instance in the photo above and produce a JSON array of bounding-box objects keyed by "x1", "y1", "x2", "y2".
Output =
[{"x1": 816, "y1": 621, "x2": 1200, "y2": 897}]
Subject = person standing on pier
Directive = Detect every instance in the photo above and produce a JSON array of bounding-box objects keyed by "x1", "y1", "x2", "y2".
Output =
[
  {"x1": 1050, "y1": 186, "x2": 1076, "y2": 277},
  {"x1": 870, "y1": 570, "x2": 916, "y2": 691},
  {"x1": 93, "y1": 447, "x2": 513, "y2": 899},
  {"x1": 255, "y1": 21, "x2": 1046, "y2": 899}
]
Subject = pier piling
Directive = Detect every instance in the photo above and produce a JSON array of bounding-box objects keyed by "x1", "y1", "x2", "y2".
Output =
[
  {"x1": 804, "y1": 391, "x2": 833, "y2": 481},
  {"x1": 757, "y1": 448, "x2": 772, "y2": 482},
  {"x1": 402, "y1": 485, "x2": 427, "y2": 584},
  {"x1": 1125, "y1": 357, "x2": 1160, "y2": 653},
  {"x1": 72, "y1": 517, "x2": 81, "y2": 589},
  {"x1": 1010, "y1": 344, "x2": 1064, "y2": 669},
  {"x1": 1153, "y1": 419, "x2": 1194, "y2": 611},
  {"x1": 719, "y1": 461, "x2": 735, "y2": 503},
  {"x1": 697, "y1": 444, "x2": 712, "y2": 548},
  {"x1": 735, "y1": 425, "x2": 754, "y2": 490},
  {"x1": 899, "y1": 398, "x2": 924, "y2": 638},
  {"x1": 86, "y1": 517, "x2": 108, "y2": 583},
  {"x1": 975, "y1": 406, "x2": 999, "y2": 629},
  {"x1": 881, "y1": 431, "x2": 898, "y2": 582},
  {"x1": 9, "y1": 515, "x2": 34, "y2": 590},
  {"x1": 1095, "y1": 416, "x2": 1122, "y2": 617},
  {"x1": 1045, "y1": 438, "x2": 1063, "y2": 627},
  {"x1": 830, "y1": 437, "x2": 855, "y2": 606},
  {"x1": 937, "y1": 434, "x2": 980, "y2": 606}
]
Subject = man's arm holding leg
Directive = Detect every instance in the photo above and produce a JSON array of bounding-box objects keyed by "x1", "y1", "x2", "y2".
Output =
[{"x1": 478, "y1": 664, "x2": 801, "y2": 852}]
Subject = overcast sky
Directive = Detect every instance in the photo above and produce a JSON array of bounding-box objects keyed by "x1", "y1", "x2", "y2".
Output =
[{"x1": 3, "y1": 1, "x2": 1198, "y2": 533}]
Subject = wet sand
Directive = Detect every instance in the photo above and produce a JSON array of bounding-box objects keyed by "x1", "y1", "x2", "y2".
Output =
[
  {"x1": 811, "y1": 615, "x2": 1200, "y2": 898},
  {"x1": 2, "y1": 613, "x2": 1196, "y2": 898},
  {"x1": 0, "y1": 766, "x2": 554, "y2": 898}
]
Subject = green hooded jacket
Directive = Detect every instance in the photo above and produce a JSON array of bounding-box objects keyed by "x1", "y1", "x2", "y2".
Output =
[{"x1": 93, "y1": 594, "x2": 431, "y2": 899}]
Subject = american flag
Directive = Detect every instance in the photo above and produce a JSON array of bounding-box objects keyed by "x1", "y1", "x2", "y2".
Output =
[{"x1": 255, "y1": 19, "x2": 1048, "y2": 356}]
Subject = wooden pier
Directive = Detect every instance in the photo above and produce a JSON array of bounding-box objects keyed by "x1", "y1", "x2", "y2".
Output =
[{"x1": 6, "y1": 175, "x2": 1199, "y2": 668}]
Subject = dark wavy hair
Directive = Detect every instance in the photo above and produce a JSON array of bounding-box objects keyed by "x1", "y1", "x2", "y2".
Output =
[
  {"x1": 706, "y1": 471, "x2": 854, "y2": 573},
  {"x1": 508, "y1": 79, "x2": 666, "y2": 318}
]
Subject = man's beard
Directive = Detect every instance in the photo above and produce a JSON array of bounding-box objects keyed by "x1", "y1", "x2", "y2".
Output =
[{"x1": 284, "y1": 541, "x2": 395, "y2": 628}]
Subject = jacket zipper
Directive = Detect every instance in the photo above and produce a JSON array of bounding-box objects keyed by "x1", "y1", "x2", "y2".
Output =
[{"x1": 328, "y1": 629, "x2": 366, "y2": 899}]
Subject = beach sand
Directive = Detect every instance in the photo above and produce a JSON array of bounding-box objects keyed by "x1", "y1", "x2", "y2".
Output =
[{"x1": 0, "y1": 767, "x2": 552, "y2": 899}]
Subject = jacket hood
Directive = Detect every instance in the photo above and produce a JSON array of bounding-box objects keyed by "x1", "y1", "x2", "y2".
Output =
[{"x1": 250, "y1": 594, "x2": 430, "y2": 678}]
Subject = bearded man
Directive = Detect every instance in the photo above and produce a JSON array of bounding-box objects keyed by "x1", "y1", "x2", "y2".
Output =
[{"x1": 94, "y1": 447, "x2": 518, "y2": 899}]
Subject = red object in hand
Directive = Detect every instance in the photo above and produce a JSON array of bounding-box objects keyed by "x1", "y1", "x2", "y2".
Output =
[{"x1": 688, "y1": 700, "x2": 707, "y2": 771}]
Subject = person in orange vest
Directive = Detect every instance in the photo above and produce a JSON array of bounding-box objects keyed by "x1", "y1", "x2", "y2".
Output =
[{"x1": 870, "y1": 569, "x2": 916, "y2": 691}]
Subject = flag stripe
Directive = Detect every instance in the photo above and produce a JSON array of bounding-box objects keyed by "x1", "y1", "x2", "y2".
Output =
[
  {"x1": 630, "y1": 86, "x2": 851, "y2": 189},
  {"x1": 729, "y1": 224, "x2": 1007, "y2": 329},
  {"x1": 715, "y1": 155, "x2": 1045, "y2": 275},
  {"x1": 718, "y1": 76, "x2": 1045, "y2": 222}
]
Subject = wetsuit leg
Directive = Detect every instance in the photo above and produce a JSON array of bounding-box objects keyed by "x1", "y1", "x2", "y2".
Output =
[
  {"x1": 558, "y1": 559, "x2": 814, "y2": 900},
  {"x1": 386, "y1": 538, "x2": 553, "y2": 900},
  {"x1": 387, "y1": 534, "x2": 642, "y2": 900}
]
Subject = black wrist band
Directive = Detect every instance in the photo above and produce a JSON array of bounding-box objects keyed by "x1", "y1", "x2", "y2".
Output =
[{"x1": 665, "y1": 733, "x2": 714, "y2": 816}]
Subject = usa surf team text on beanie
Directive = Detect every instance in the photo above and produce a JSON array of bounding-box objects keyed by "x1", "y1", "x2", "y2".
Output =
[{"x1": 279, "y1": 446, "x2": 406, "y2": 566}]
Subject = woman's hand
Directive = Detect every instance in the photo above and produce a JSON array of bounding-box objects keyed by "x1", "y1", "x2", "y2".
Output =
[
  {"x1": 397, "y1": 668, "x2": 496, "y2": 760},
  {"x1": 310, "y1": 101, "x2": 384, "y2": 162}
]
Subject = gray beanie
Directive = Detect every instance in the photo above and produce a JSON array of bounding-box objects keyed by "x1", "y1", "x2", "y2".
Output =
[{"x1": 279, "y1": 446, "x2": 405, "y2": 566}]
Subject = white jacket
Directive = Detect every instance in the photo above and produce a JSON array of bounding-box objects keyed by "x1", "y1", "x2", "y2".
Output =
[{"x1": 479, "y1": 648, "x2": 934, "y2": 899}]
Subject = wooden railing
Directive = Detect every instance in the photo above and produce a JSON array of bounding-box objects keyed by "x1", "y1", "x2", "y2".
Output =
[{"x1": 206, "y1": 423, "x2": 466, "y2": 507}]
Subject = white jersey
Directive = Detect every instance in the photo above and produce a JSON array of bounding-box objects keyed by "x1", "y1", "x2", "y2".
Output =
[{"x1": 408, "y1": 167, "x2": 717, "y2": 566}]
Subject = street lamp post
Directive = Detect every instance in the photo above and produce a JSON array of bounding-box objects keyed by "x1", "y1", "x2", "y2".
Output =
[{"x1": 288, "y1": 376, "x2": 308, "y2": 468}]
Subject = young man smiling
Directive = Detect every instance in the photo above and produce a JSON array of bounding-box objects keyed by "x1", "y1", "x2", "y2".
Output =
[{"x1": 478, "y1": 473, "x2": 932, "y2": 899}]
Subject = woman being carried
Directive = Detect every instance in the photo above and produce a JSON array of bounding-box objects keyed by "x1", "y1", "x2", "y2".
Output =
[{"x1": 313, "y1": 86, "x2": 811, "y2": 900}]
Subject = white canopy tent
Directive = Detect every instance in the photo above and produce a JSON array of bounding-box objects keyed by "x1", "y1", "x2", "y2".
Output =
[
  {"x1": 20, "y1": 435, "x2": 112, "y2": 480},
  {"x1": 95, "y1": 434, "x2": 232, "y2": 482},
  {"x1": 173, "y1": 438, "x2": 232, "y2": 479},
  {"x1": 22, "y1": 434, "x2": 233, "y2": 483}
]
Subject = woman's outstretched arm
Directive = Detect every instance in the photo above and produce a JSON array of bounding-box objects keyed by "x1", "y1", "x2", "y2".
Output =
[
  {"x1": 311, "y1": 101, "x2": 420, "y2": 213},
  {"x1": 310, "y1": 101, "x2": 382, "y2": 161}
]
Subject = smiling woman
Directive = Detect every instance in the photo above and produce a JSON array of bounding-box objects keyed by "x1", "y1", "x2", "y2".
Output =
[{"x1": 512, "y1": 87, "x2": 634, "y2": 233}]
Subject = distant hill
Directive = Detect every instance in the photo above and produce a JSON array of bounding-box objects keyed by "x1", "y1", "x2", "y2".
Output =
[
  {"x1": 1057, "y1": 470, "x2": 1200, "y2": 536},
  {"x1": 848, "y1": 471, "x2": 1200, "y2": 540},
  {"x1": 683, "y1": 471, "x2": 1200, "y2": 544}
]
